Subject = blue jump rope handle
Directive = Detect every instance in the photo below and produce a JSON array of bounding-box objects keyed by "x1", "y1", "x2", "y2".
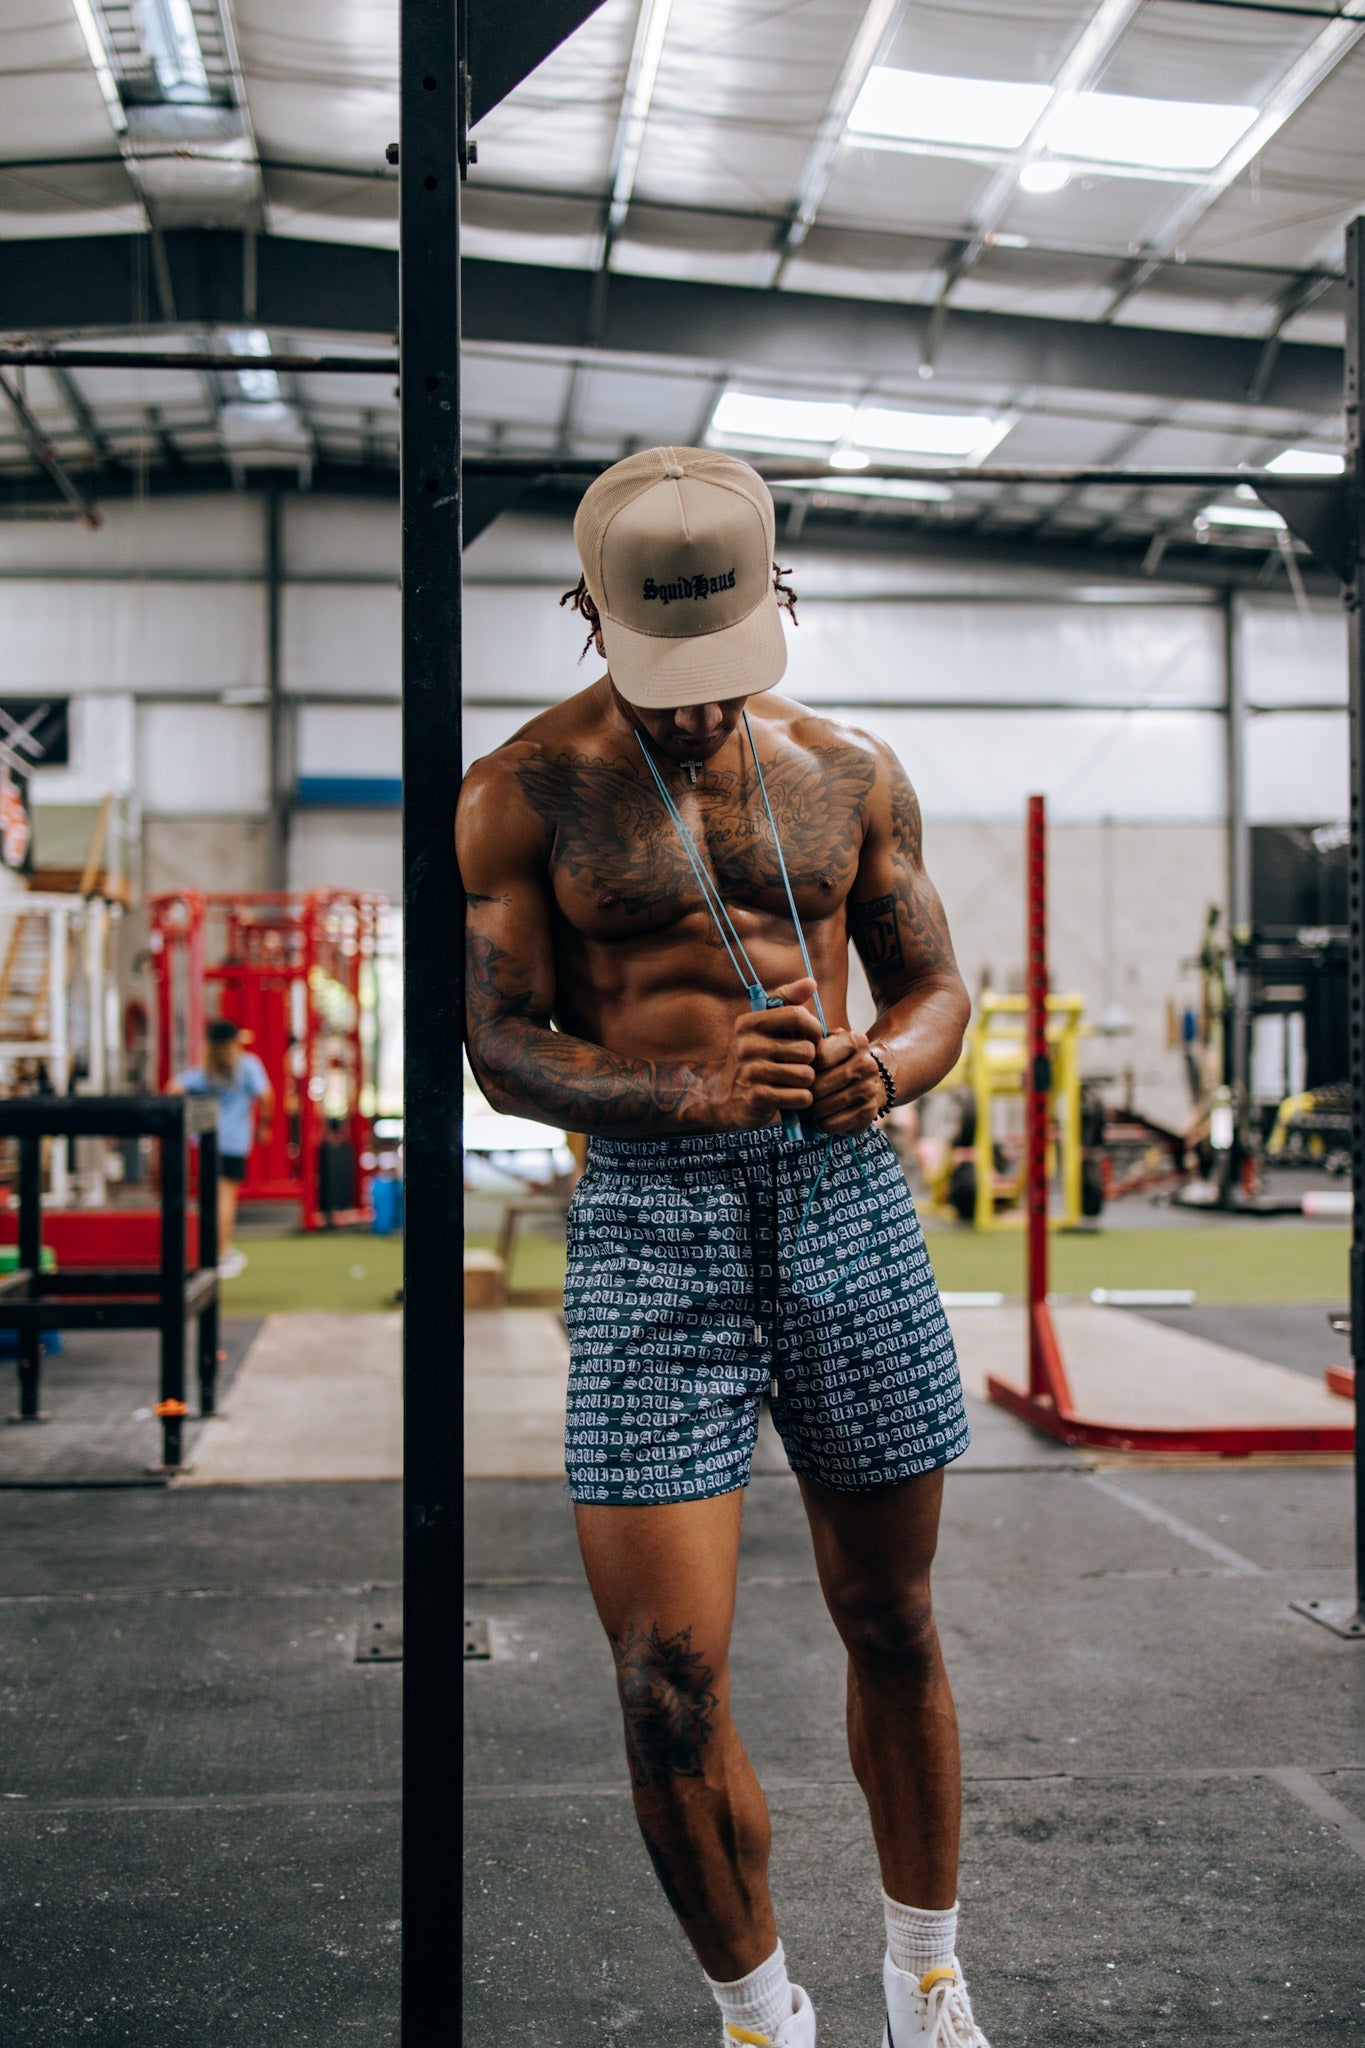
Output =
[{"x1": 754, "y1": 989, "x2": 805, "y2": 1142}]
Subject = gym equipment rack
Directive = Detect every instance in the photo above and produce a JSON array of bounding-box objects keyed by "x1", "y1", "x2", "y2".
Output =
[
  {"x1": 985, "y1": 794, "x2": 1355, "y2": 1462},
  {"x1": 148, "y1": 889, "x2": 382, "y2": 1232}
]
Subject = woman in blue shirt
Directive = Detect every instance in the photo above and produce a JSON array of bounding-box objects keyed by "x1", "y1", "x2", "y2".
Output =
[{"x1": 169, "y1": 1018, "x2": 273, "y2": 1279}]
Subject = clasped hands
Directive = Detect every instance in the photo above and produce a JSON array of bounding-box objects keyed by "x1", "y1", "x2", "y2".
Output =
[{"x1": 707, "y1": 976, "x2": 889, "y2": 1136}]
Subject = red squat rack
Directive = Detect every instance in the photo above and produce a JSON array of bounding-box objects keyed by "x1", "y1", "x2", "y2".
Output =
[{"x1": 149, "y1": 890, "x2": 384, "y2": 1232}]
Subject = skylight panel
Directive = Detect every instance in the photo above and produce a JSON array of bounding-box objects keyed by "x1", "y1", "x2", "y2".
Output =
[
  {"x1": 777, "y1": 477, "x2": 953, "y2": 504},
  {"x1": 1042, "y1": 91, "x2": 1257, "y2": 173},
  {"x1": 848, "y1": 67, "x2": 1052, "y2": 151},
  {"x1": 853, "y1": 408, "x2": 1012, "y2": 464},
  {"x1": 136, "y1": 0, "x2": 211, "y2": 104},
  {"x1": 1197, "y1": 503, "x2": 1286, "y2": 531},
  {"x1": 226, "y1": 330, "x2": 281, "y2": 405},
  {"x1": 709, "y1": 392, "x2": 854, "y2": 447},
  {"x1": 77, "y1": 0, "x2": 232, "y2": 113},
  {"x1": 1265, "y1": 448, "x2": 1344, "y2": 475}
]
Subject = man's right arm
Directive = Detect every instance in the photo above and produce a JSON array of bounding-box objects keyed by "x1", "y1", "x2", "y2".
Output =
[{"x1": 456, "y1": 749, "x2": 820, "y2": 1138}]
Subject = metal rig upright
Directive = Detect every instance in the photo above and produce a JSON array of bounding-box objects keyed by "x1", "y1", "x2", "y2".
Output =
[
  {"x1": 400, "y1": 0, "x2": 468, "y2": 2036},
  {"x1": 1344, "y1": 213, "x2": 1365, "y2": 1632}
]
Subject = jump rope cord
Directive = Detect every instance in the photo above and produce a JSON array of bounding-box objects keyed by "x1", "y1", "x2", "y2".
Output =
[{"x1": 635, "y1": 721, "x2": 876, "y2": 1299}]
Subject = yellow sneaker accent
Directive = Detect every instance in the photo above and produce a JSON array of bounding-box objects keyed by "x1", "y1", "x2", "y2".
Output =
[
  {"x1": 918, "y1": 1967, "x2": 958, "y2": 1995},
  {"x1": 724, "y1": 2028, "x2": 773, "y2": 2046}
]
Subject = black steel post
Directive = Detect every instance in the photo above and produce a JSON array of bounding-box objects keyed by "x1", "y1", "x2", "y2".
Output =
[
  {"x1": 16, "y1": 1134, "x2": 41, "y2": 1419},
  {"x1": 1348, "y1": 216, "x2": 1365, "y2": 1628},
  {"x1": 1298, "y1": 216, "x2": 1365, "y2": 1639},
  {"x1": 400, "y1": 1, "x2": 466, "y2": 2040},
  {"x1": 198, "y1": 1126, "x2": 220, "y2": 1415},
  {"x1": 1224, "y1": 589, "x2": 1253, "y2": 1196},
  {"x1": 265, "y1": 487, "x2": 290, "y2": 891},
  {"x1": 158, "y1": 1110, "x2": 187, "y2": 1471}
]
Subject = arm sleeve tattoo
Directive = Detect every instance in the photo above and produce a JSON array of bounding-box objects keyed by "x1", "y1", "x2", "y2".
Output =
[{"x1": 465, "y1": 926, "x2": 701, "y2": 1133}]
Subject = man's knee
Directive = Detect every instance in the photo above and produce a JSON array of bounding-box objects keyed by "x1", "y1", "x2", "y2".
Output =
[
  {"x1": 827, "y1": 1574, "x2": 939, "y2": 1679},
  {"x1": 609, "y1": 1618, "x2": 726, "y2": 1788}
]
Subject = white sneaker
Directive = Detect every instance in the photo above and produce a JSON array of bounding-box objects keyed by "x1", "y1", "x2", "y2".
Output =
[
  {"x1": 882, "y1": 1956, "x2": 990, "y2": 2046},
  {"x1": 217, "y1": 1249, "x2": 247, "y2": 1279},
  {"x1": 723, "y1": 1983, "x2": 817, "y2": 2046}
]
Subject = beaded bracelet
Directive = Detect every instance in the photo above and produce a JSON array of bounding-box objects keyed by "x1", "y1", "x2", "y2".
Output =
[{"x1": 868, "y1": 1048, "x2": 896, "y2": 1120}]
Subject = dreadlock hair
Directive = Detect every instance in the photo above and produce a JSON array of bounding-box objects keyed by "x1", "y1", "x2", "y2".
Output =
[
  {"x1": 559, "y1": 563, "x2": 799, "y2": 662},
  {"x1": 559, "y1": 575, "x2": 603, "y2": 661}
]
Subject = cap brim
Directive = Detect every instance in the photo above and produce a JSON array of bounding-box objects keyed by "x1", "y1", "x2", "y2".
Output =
[{"x1": 602, "y1": 592, "x2": 788, "y2": 709}]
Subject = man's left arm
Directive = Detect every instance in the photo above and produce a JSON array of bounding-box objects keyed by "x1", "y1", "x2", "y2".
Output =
[{"x1": 811, "y1": 737, "x2": 970, "y2": 1135}]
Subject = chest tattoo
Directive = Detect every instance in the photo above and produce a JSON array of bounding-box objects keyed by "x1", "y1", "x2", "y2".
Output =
[{"x1": 513, "y1": 743, "x2": 875, "y2": 930}]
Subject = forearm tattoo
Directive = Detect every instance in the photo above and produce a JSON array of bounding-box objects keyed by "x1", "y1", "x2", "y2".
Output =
[
  {"x1": 466, "y1": 928, "x2": 699, "y2": 1128},
  {"x1": 610, "y1": 1621, "x2": 718, "y2": 1789}
]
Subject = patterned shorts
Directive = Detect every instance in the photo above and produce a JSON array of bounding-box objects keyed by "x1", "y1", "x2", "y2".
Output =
[{"x1": 563, "y1": 1124, "x2": 970, "y2": 1505}]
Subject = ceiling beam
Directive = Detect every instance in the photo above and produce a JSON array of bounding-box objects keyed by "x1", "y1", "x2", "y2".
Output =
[
  {"x1": 0, "y1": 232, "x2": 1343, "y2": 417},
  {"x1": 459, "y1": 260, "x2": 1342, "y2": 416},
  {"x1": 758, "y1": 0, "x2": 905, "y2": 290},
  {"x1": 0, "y1": 459, "x2": 1338, "y2": 594}
]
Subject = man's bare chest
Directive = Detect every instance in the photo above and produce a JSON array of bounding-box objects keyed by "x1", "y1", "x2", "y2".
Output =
[{"x1": 513, "y1": 742, "x2": 874, "y2": 939}]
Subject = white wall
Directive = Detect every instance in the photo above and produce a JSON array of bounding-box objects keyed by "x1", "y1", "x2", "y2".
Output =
[{"x1": 0, "y1": 493, "x2": 1348, "y2": 1093}]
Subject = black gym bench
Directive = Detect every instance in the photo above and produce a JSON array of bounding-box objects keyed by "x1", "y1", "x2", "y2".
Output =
[{"x1": 0, "y1": 1094, "x2": 221, "y2": 1471}]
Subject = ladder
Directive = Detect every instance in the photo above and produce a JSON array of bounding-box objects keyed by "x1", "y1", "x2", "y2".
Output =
[{"x1": 0, "y1": 912, "x2": 51, "y2": 1049}]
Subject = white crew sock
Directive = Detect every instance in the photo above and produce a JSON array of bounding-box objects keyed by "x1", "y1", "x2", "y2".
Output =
[
  {"x1": 704, "y1": 1939, "x2": 796, "y2": 2041},
  {"x1": 882, "y1": 1892, "x2": 959, "y2": 1977}
]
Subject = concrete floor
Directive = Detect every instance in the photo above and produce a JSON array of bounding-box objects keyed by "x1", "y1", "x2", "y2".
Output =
[
  {"x1": 466, "y1": 1466, "x2": 1365, "y2": 2048},
  {"x1": 0, "y1": 1297, "x2": 1361, "y2": 2045}
]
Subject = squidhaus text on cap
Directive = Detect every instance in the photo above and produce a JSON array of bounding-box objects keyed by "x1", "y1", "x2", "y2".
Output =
[{"x1": 572, "y1": 446, "x2": 789, "y2": 709}]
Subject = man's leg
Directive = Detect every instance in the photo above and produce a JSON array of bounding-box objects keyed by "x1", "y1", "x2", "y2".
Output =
[
  {"x1": 574, "y1": 1487, "x2": 779, "y2": 1982},
  {"x1": 797, "y1": 1469, "x2": 959, "y2": 1907}
]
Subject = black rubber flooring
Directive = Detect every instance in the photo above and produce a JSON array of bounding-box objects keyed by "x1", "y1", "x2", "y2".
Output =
[
  {"x1": 1133, "y1": 1302, "x2": 1349, "y2": 1381},
  {"x1": 466, "y1": 1470, "x2": 1365, "y2": 2047},
  {"x1": 0, "y1": 1318, "x2": 1361, "y2": 2046},
  {"x1": 1, "y1": 1319, "x2": 261, "y2": 1486},
  {"x1": 0, "y1": 1482, "x2": 402, "y2": 2046}
]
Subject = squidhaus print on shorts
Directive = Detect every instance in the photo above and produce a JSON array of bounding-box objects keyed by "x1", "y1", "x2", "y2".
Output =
[{"x1": 562, "y1": 1123, "x2": 970, "y2": 1504}]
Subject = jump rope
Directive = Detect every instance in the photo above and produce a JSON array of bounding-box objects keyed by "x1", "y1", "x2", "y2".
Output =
[{"x1": 634, "y1": 711, "x2": 877, "y2": 1300}]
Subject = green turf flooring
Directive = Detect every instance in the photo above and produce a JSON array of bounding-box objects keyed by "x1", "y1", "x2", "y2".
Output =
[
  {"x1": 475, "y1": 1225, "x2": 1349, "y2": 1307},
  {"x1": 924, "y1": 1223, "x2": 1348, "y2": 1303},
  {"x1": 221, "y1": 1232, "x2": 402, "y2": 1315},
  {"x1": 222, "y1": 1223, "x2": 1348, "y2": 1314}
]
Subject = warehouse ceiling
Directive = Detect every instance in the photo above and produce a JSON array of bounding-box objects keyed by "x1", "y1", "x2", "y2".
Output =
[{"x1": 0, "y1": 0, "x2": 1359, "y2": 574}]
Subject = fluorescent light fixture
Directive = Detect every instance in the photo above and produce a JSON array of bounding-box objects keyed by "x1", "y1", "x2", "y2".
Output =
[
  {"x1": 828, "y1": 448, "x2": 870, "y2": 471},
  {"x1": 1196, "y1": 503, "x2": 1287, "y2": 531},
  {"x1": 134, "y1": 0, "x2": 211, "y2": 103},
  {"x1": 853, "y1": 407, "x2": 1011, "y2": 463},
  {"x1": 991, "y1": 232, "x2": 1030, "y2": 248},
  {"x1": 777, "y1": 476, "x2": 953, "y2": 504},
  {"x1": 226, "y1": 329, "x2": 281, "y2": 404},
  {"x1": 70, "y1": 0, "x2": 128, "y2": 133},
  {"x1": 709, "y1": 391, "x2": 854, "y2": 447},
  {"x1": 1265, "y1": 447, "x2": 1345, "y2": 475},
  {"x1": 1017, "y1": 160, "x2": 1071, "y2": 195},
  {"x1": 1043, "y1": 90, "x2": 1257, "y2": 172},
  {"x1": 848, "y1": 67, "x2": 1051, "y2": 151}
]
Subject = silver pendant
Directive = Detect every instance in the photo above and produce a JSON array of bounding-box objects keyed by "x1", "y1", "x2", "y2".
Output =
[{"x1": 686, "y1": 760, "x2": 699, "y2": 785}]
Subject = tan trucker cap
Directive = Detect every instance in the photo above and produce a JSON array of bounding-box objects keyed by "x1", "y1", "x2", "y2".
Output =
[{"x1": 572, "y1": 445, "x2": 788, "y2": 709}]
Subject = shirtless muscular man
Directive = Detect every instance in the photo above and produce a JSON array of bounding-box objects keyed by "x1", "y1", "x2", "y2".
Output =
[{"x1": 457, "y1": 447, "x2": 987, "y2": 2048}]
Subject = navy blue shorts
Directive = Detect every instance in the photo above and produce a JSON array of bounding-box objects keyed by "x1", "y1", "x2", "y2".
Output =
[{"x1": 563, "y1": 1124, "x2": 969, "y2": 1505}]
